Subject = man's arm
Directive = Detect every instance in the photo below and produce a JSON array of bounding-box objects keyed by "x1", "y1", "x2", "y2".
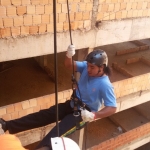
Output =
[
  {"x1": 64, "y1": 45, "x2": 77, "y2": 71},
  {"x1": 94, "y1": 106, "x2": 117, "y2": 120},
  {"x1": 81, "y1": 106, "x2": 117, "y2": 122},
  {"x1": 64, "y1": 56, "x2": 77, "y2": 71}
]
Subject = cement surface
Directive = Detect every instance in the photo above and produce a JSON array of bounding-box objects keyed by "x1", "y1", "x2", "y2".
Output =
[{"x1": 1, "y1": 18, "x2": 150, "y2": 62}]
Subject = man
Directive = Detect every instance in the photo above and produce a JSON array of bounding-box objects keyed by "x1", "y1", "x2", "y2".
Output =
[{"x1": 0, "y1": 45, "x2": 117, "y2": 149}]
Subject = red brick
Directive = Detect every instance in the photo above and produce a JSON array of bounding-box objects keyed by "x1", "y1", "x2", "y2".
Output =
[
  {"x1": 43, "y1": 96, "x2": 51, "y2": 103},
  {"x1": 62, "y1": 4, "x2": 67, "y2": 13},
  {"x1": 39, "y1": 24, "x2": 47, "y2": 33},
  {"x1": 36, "y1": 5, "x2": 44, "y2": 14},
  {"x1": 108, "y1": 4, "x2": 114, "y2": 11},
  {"x1": 132, "y1": 2, "x2": 137, "y2": 9},
  {"x1": 84, "y1": 20, "x2": 91, "y2": 29},
  {"x1": 116, "y1": 11, "x2": 122, "y2": 19},
  {"x1": 74, "y1": 0, "x2": 80, "y2": 2},
  {"x1": 137, "y1": 10, "x2": 143, "y2": 17},
  {"x1": 29, "y1": 98, "x2": 37, "y2": 107},
  {"x1": 29, "y1": 26, "x2": 39, "y2": 34},
  {"x1": 58, "y1": 13, "x2": 66, "y2": 22},
  {"x1": 57, "y1": 23, "x2": 63, "y2": 32},
  {"x1": 47, "y1": 24, "x2": 53, "y2": 32},
  {"x1": 14, "y1": 102, "x2": 23, "y2": 111},
  {"x1": 33, "y1": 15, "x2": 41, "y2": 24},
  {"x1": 6, "y1": 105, "x2": 15, "y2": 113},
  {"x1": 11, "y1": 0, "x2": 21, "y2": 5},
  {"x1": 56, "y1": 4, "x2": 62, "y2": 13},
  {"x1": 115, "y1": 3, "x2": 120, "y2": 11},
  {"x1": 24, "y1": 15, "x2": 32, "y2": 25},
  {"x1": 14, "y1": 16, "x2": 23, "y2": 26},
  {"x1": 0, "y1": 18, "x2": 3, "y2": 28},
  {"x1": 22, "y1": 0, "x2": 30, "y2": 5},
  {"x1": 17, "y1": 6, "x2": 26, "y2": 15},
  {"x1": 1, "y1": 28, "x2": 11, "y2": 38},
  {"x1": 127, "y1": 10, "x2": 133, "y2": 18},
  {"x1": 21, "y1": 26, "x2": 29, "y2": 35},
  {"x1": 142, "y1": 2, "x2": 148, "y2": 9},
  {"x1": 40, "y1": 0, "x2": 49, "y2": 5},
  {"x1": 11, "y1": 27, "x2": 20, "y2": 37},
  {"x1": 75, "y1": 12, "x2": 83, "y2": 21},
  {"x1": 19, "y1": 109, "x2": 27, "y2": 118},
  {"x1": 2, "y1": 114, "x2": 11, "y2": 121},
  {"x1": 63, "y1": 22, "x2": 69, "y2": 31},
  {"x1": 57, "y1": 0, "x2": 66, "y2": 2},
  {"x1": 120, "y1": 3, "x2": 126, "y2": 10},
  {"x1": 42, "y1": 14, "x2": 50, "y2": 23},
  {"x1": 33, "y1": 105, "x2": 40, "y2": 112},
  {"x1": 137, "y1": 2, "x2": 142, "y2": 9},
  {"x1": 148, "y1": 2, "x2": 150, "y2": 9},
  {"x1": 11, "y1": 111, "x2": 19, "y2": 120},
  {"x1": 143, "y1": 9, "x2": 148, "y2": 16},
  {"x1": 7, "y1": 6, "x2": 17, "y2": 16},
  {"x1": 83, "y1": 12, "x2": 91, "y2": 20},
  {"x1": 45, "y1": 5, "x2": 53, "y2": 14},
  {"x1": 132, "y1": 10, "x2": 138, "y2": 17},
  {"x1": 3, "y1": 18, "x2": 13, "y2": 28},
  {"x1": 0, "y1": 6, "x2": 6, "y2": 17},
  {"x1": 97, "y1": 12, "x2": 104, "y2": 20},
  {"x1": 22, "y1": 101, "x2": 30, "y2": 109},
  {"x1": 49, "y1": 0, "x2": 53, "y2": 4},
  {"x1": 110, "y1": 13, "x2": 115, "y2": 20},
  {"x1": 78, "y1": 21, "x2": 83, "y2": 29},
  {"x1": 86, "y1": 3, "x2": 93, "y2": 11},
  {"x1": 27, "y1": 5, "x2": 35, "y2": 14},
  {"x1": 1, "y1": 0, "x2": 11, "y2": 6},
  {"x1": 66, "y1": 13, "x2": 74, "y2": 21},
  {"x1": 126, "y1": 2, "x2": 132, "y2": 10},
  {"x1": 101, "y1": 4, "x2": 108, "y2": 12},
  {"x1": 31, "y1": 0, "x2": 40, "y2": 5},
  {"x1": 26, "y1": 108, "x2": 33, "y2": 115},
  {"x1": 70, "y1": 3, "x2": 77, "y2": 12},
  {"x1": 71, "y1": 21, "x2": 78, "y2": 30},
  {"x1": 79, "y1": 3, "x2": 86, "y2": 11}
]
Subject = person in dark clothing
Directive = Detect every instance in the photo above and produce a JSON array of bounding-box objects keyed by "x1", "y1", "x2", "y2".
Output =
[{"x1": 0, "y1": 45, "x2": 117, "y2": 149}]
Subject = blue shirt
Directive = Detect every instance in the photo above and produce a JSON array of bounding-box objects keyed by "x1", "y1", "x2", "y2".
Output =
[{"x1": 70, "y1": 61, "x2": 116, "y2": 112}]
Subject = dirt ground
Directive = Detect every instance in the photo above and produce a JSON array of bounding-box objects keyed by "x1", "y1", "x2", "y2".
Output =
[{"x1": 0, "y1": 40, "x2": 150, "y2": 107}]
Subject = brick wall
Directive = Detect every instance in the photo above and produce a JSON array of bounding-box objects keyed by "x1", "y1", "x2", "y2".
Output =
[
  {"x1": 0, "y1": 73, "x2": 150, "y2": 121},
  {"x1": 90, "y1": 122, "x2": 150, "y2": 150},
  {"x1": 0, "y1": 0, "x2": 150, "y2": 38}
]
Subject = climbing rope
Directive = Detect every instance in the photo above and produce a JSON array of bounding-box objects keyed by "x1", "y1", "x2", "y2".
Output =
[{"x1": 53, "y1": 0, "x2": 59, "y2": 136}]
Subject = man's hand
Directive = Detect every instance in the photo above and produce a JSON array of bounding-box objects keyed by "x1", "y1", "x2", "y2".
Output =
[
  {"x1": 81, "y1": 109, "x2": 95, "y2": 122},
  {"x1": 66, "y1": 45, "x2": 75, "y2": 58}
]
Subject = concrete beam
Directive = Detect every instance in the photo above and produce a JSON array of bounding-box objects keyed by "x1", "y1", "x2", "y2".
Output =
[{"x1": 1, "y1": 17, "x2": 150, "y2": 62}]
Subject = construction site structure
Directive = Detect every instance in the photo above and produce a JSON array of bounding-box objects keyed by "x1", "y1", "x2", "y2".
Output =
[{"x1": 0, "y1": 0, "x2": 150, "y2": 149}]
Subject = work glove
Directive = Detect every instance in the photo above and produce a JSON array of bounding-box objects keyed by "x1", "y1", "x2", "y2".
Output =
[
  {"x1": 66, "y1": 45, "x2": 75, "y2": 58},
  {"x1": 81, "y1": 109, "x2": 95, "y2": 122}
]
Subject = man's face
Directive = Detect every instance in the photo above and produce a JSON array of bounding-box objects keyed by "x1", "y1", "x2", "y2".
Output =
[{"x1": 87, "y1": 62, "x2": 104, "y2": 77}]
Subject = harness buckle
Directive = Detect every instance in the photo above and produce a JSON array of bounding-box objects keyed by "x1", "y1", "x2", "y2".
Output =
[{"x1": 73, "y1": 111, "x2": 80, "y2": 117}]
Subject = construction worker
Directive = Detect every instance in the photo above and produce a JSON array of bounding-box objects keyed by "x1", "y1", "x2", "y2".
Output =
[
  {"x1": 0, "y1": 45, "x2": 117, "y2": 149},
  {"x1": 0, "y1": 134, "x2": 27, "y2": 150},
  {"x1": 51, "y1": 137, "x2": 80, "y2": 150}
]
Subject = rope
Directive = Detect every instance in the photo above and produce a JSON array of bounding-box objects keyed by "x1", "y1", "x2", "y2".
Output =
[
  {"x1": 66, "y1": 0, "x2": 83, "y2": 103},
  {"x1": 53, "y1": 0, "x2": 59, "y2": 136}
]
